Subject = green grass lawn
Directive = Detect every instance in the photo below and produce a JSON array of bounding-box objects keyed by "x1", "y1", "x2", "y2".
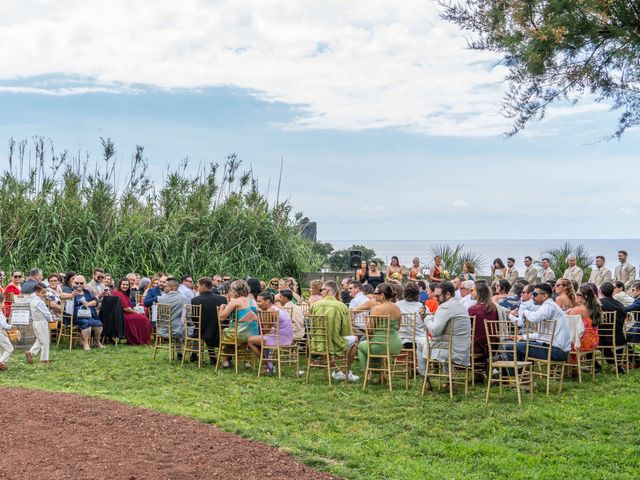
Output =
[{"x1": 1, "y1": 346, "x2": 639, "y2": 479}]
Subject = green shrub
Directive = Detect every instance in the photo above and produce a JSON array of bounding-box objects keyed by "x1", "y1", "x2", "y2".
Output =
[{"x1": 0, "y1": 137, "x2": 319, "y2": 279}]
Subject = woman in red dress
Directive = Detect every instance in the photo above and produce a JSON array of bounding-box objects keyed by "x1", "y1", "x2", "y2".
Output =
[
  {"x1": 3, "y1": 271, "x2": 23, "y2": 317},
  {"x1": 112, "y1": 278, "x2": 151, "y2": 345}
]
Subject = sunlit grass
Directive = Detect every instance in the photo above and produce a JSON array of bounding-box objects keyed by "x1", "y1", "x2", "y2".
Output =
[{"x1": 1, "y1": 345, "x2": 639, "y2": 479}]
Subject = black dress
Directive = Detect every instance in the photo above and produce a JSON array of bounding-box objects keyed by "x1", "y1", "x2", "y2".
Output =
[{"x1": 362, "y1": 273, "x2": 385, "y2": 289}]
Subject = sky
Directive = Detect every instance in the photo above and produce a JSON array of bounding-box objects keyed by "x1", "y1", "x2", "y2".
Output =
[{"x1": 0, "y1": 1, "x2": 638, "y2": 242}]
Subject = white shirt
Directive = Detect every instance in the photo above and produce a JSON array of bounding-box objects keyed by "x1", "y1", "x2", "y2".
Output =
[
  {"x1": 178, "y1": 284, "x2": 195, "y2": 299},
  {"x1": 509, "y1": 299, "x2": 539, "y2": 327},
  {"x1": 395, "y1": 300, "x2": 426, "y2": 343},
  {"x1": 0, "y1": 312, "x2": 10, "y2": 330},
  {"x1": 523, "y1": 299, "x2": 571, "y2": 352},
  {"x1": 348, "y1": 291, "x2": 369, "y2": 309},
  {"x1": 460, "y1": 294, "x2": 477, "y2": 310}
]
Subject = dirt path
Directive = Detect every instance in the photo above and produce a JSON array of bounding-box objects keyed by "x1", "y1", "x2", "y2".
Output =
[{"x1": 0, "y1": 387, "x2": 340, "y2": 480}]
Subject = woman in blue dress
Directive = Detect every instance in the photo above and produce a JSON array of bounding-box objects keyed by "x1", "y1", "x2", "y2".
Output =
[{"x1": 219, "y1": 280, "x2": 258, "y2": 368}]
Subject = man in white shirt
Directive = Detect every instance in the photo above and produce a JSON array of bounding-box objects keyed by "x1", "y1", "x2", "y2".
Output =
[
  {"x1": 459, "y1": 280, "x2": 477, "y2": 309},
  {"x1": 507, "y1": 283, "x2": 571, "y2": 362},
  {"x1": 508, "y1": 284, "x2": 539, "y2": 326},
  {"x1": 613, "y1": 281, "x2": 635, "y2": 306},
  {"x1": 615, "y1": 250, "x2": 637, "y2": 291},
  {"x1": 178, "y1": 275, "x2": 195, "y2": 299},
  {"x1": 588, "y1": 255, "x2": 612, "y2": 288},
  {"x1": 505, "y1": 258, "x2": 519, "y2": 286},
  {"x1": 523, "y1": 256, "x2": 538, "y2": 285},
  {"x1": 541, "y1": 258, "x2": 556, "y2": 282},
  {"x1": 562, "y1": 255, "x2": 584, "y2": 285},
  {"x1": 452, "y1": 277, "x2": 462, "y2": 299},
  {"x1": 347, "y1": 281, "x2": 369, "y2": 309}
]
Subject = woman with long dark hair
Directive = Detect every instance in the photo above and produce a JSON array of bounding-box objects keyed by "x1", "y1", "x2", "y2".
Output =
[
  {"x1": 113, "y1": 277, "x2": 151, "y2": 345},
  {"x1": 567, "y1": 285, "x2": 601, "y2": 356},
  {"x1": 468, "y1": 282, "x2": 497, "y2": 361}
]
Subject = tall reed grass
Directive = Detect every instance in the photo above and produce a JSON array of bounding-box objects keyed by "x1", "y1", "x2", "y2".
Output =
[{"x1": 0, "y1": 137, "x2": 318, "y2": 279}]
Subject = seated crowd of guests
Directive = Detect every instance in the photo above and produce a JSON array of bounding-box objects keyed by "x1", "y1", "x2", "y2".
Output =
[{"x1": 1, "y1": 261, "x2": 639, "y2": 386}]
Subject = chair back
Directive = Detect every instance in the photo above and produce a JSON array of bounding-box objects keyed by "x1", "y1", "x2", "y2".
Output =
[
  {"x1": 257, "y1": 309, "x2": 280, "y2": 345},
  {"x1": 134, "y1": 291, "x2": 144, "y2": 306},
  {"x1": 469, "y1": 315, "x2": 477, "y2": 355},
  {"x1": 156, "y1": 303, "x2": 173, "y2": 336},
  {"x1": 627, "y1": 311, "x2": 639, "y2": 331},
  {"x1": 299, "y1": 302, "x2": 311, "y2": 316},
  {"x1": 485, "y1": 317, "x2": 518, "y2": 361},
  {"x1": 399, "y1": 313, "x2": 417, "y2": 344},
  {"x1": 524, "y1": 318, "x2": 557, "y2": 362},
  {"x1": 307, "y1": 314, "x2": 330, "y2": 355},
  {"x1": 599, "y1": 311, "x2": 618, "y2": 346},
  {"x1": 184, "y1": 304, "x2": 202, "y2": 339},
  {"x1": 350, "y1": 309, "x2": 368, "y2": 333},
  {"x1": 364, "y1": 315, "x2": 391, "y2": 353}
]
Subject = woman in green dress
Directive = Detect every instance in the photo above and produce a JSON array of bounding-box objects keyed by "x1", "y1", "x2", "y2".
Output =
[{"x1": 358, "y1": 283, "x2": 402, "y2": 382}]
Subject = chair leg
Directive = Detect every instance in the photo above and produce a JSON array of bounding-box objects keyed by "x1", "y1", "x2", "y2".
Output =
[
  {"x1": 387, "y1": 357, "x2": 393, "y2": 392},
  {"x1": 484, "y1": 363, "x2": 491, "y2": 404}
]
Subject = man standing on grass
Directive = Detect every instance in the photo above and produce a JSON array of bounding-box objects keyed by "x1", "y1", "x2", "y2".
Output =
[{"x1": 310, "y1": 280, "x2": 359, "y2": 382}]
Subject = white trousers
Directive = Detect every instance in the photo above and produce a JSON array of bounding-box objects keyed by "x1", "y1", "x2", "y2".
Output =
[
  {"x1": 29, "y1": 320, "x2": 50, "y2": 361},
  {"x1": 0, "y1": 329, "x2": 13, "y2": 364}
]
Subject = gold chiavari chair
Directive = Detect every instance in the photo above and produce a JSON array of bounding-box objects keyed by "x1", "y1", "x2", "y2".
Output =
[
  {"x1": 152, "y1": 303, "x2": 178, "y2": 362},
  {"x1": 57, "y1": 299, "x2": 80, "y2": 350},
  {"x1": 422, "y1": 320, "x2": 470, "y2": 399},
  {"x1": 398, "y1": 312, "x2": 418, "y2": 380},
  {"x1": 469, "y1": 315, "x2": 487, "y2": 386},
  {"x1": 625, "y1": 311, "x2": 640, "y2": 370},
  {"x1": 525, "y1": 318, "x2": 565, "y2": 395},
  {"x1": 563, "y1": 314, "x2": 596, "y2": 383},
  {"x1": 349, "y1": 309, "x2": 368, "y2": 337},
  {"x1": 597, "y1": 311, "x2": 625, "y2": 377},
  {"x1": 306, "y1": 314, "x2": 346, "y2": 385},
  {"x1": 182, "y1": 304, "x2": 205, "y2": 367},
  {"x1": 216, "y1": 305, "x2": 254, "y2": 374},
  {"x1": 362, "y1": 315, "x2": 408, "y2": 391},
  {"x1": 484, "y1": 318, "x2": 533, "y2": 405}
]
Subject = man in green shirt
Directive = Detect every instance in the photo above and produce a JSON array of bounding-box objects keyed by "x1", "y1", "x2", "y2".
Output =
[{"x1": 310, "y1": 280, "x2": 359, "y2": 382}]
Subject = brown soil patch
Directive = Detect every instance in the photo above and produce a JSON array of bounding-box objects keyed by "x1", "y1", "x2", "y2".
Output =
[{"x1": 0, "y1": 387, "x2": 339, "y2": 480}]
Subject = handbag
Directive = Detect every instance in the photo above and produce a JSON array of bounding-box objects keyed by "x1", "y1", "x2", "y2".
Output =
[{"x1": 77, "y1": 306, "x2": 92, "y2": 319}]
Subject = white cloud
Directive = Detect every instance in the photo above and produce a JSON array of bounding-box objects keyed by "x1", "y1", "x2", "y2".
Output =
[
  {"x1": 0, "y1": 0, "x2": 512, "y2": 136},
  {"x1": 453, "y1": 200, "x2": 470, "y2": 208}
]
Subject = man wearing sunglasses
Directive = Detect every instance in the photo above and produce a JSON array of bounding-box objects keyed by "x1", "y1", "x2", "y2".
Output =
[{"x1": 507, "y1": 283, "x2": 571, "y2": 362}]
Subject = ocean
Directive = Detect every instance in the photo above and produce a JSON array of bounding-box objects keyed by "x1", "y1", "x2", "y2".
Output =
[{"x1": 325, "y1": 239, "x2": 640, "y2": 276}]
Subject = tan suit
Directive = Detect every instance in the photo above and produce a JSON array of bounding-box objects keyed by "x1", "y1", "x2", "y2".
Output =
[
  {"x1": 505, "y1": 268, "x2": 519, "y2": 286},
  {"x1": 562, "y1": 266, "x2": 584, "y2": 285},
  {"x1": 615, "y1": 263, "x2": 637, "y2": 291},
  {"x1": 524, "y1": 266, "x2": 538, "y2": 285},
  {"x1": 588, "y1": 267, "x2": 612, "y2": 287},
  {"x1": 542, "y1": 267, "x2": 556, "y2": 282}
]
